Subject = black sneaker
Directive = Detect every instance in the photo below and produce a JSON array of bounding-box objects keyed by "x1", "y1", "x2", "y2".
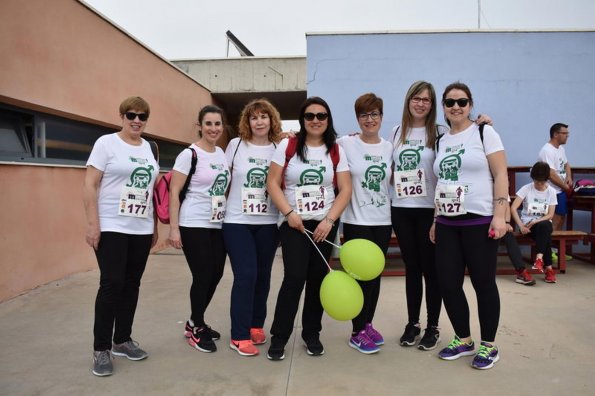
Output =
[
  {"x1": 188, "y1": 326, "x2": 217, "y2": 353},
  {"x1": 184, "y1": 321, "x2": 220, "y2": 341},
  {"x1": 205, "y1": 324, "x2": 221, "y2": 341},
  {"x1": 267, "y1": 338, "x2": 286, "y2": 361},
  {"x1": 399, "y1": 322, "x2": 421, "y2": 346},
  {"x1": 417, "y1": 326, "x2": 441, "y2": 351},
  {"x1": 303, "y1": 337, "x2": 325, "y2": 356}
]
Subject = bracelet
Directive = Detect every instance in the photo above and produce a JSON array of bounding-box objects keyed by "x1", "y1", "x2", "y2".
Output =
[
  {"x1": 494, "y1": 197, "x2": 507, "y2": 204},
  {"x1": 325, "y1": 216, "x2": 335, "y2": 225},
  {"x1": 284, "y1": 209, "x2": 294, "y2": 218}
]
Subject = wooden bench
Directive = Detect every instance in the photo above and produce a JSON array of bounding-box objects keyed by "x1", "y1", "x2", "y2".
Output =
[
  {"x1": 513, "y1": 230, "x2": 588, "y2": 273},
  {"x1": 334, "y1": 230, "x2": 587, "y2": 276}
]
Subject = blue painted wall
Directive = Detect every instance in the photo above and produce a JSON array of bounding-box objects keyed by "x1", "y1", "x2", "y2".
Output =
[{"x1": 306, "y1": 31, "x2": 595, "y2": 167}]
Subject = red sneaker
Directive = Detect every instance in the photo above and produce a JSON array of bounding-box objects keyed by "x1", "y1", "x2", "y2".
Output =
[
  {"x1": 532, "y1": 257, "x2": 544, "y2": 273},
  {"x1": 515, "y1": 269, "x2": 536, "y2": 286},
  {"x1": 545, "y1": 268, "x2": 557, "y2": 283},
  {"x1": 250, "y1": 328, "x2": 267, "y2": 345}
]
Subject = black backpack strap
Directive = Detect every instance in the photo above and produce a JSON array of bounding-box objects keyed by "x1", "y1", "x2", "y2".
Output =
[
  {"x1": 149, "y1": 140, "x2": 159, "y2": 162},
  {"x1": 392, "y1": 125, "x2": 401, "y2": 146},
  {"x1": 179, "y1": 147, "x2": 197, "y2": 202},
  {"x1": 230, "y1": 139, "x2": 241, "y2": 175}
]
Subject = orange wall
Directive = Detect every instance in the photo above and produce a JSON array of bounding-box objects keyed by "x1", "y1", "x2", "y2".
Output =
[
  {"x1": 0, "y1": 164, "x2": 95, "y2": 301},
  {"x1": 0, "y1": 0, "x2": 215, "y2": 300},
  {"x1": 0, "y1": 0, "x2": 211, "y2": 142}
]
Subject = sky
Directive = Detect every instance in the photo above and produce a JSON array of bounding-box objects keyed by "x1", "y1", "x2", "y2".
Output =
[{"x1": 84, "y1": 0, "x2": 594, "y2": 60}]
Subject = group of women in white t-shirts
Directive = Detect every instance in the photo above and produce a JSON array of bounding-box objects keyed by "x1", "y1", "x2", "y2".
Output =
[{"x1": 85, "y1": 81, "x2": 507, "y2": 377}]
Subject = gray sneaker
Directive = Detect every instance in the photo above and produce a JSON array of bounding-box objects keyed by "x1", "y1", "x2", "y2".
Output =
[
  {"x1": 92, "y1": 350, "x2": 113, "y2": 377},
  {"x1": 112, "y1": 340, "x2": 148, "y2": 361}
]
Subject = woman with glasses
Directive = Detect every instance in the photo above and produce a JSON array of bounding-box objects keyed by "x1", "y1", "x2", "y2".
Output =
[
  {"x1": 430, "y1": 82, "x2": 507, "y2": 370},
  {"x1": 168, "y1": 105, "x2": 229, "y2": 354},
  {"x1": 84, "y1": 96, "x2": 158, "y2": 376},
  {"x1": 265, "y1": 97, "x2": 352, "y2": 361},
  {"x1": 223, "y1": 99, "x2": 283, "y2": 357},
  {"x1": 391, "y1": 81, "x2": 445, "y2": 351},
  {"x1": 337, "y1": 93, "x2": 393, "y2": 354}
]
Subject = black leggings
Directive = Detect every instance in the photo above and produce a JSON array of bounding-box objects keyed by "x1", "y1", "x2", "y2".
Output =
[
  {"x1": 435, "y1": 222, "x2": 500, "y2": 342},
  {"x1": 180, "y1": 226, "x2": 226, "y2": 327},
  {"x1": 342, "y1": 223, "x2": 392, "y2": 333},
  {"x1": 270, "y1": 220, "x2": 338, "y2": 343},
  {"x1": 528, "y1": 221, "x2": 553, "y2": 266},
  {"x1": 391, "y1": 207, "x2": 441, "y2": 327},
  {"x1": 93, "y1": 232, "x2": 152, "y2": 351}
]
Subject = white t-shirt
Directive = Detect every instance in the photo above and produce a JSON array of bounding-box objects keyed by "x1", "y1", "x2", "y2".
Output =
[
  {"x1": 223, "y1": 138, "x2": 279, "y2": 224},
  {"x1": 271, "y1": 138, "x2": 350, "y2": 221},
  {"x1": 516, "y1": 182, "x2": 558, "y2": 224},
  {"x1": 433, "y1": 124, "x2": 505, "y2": 216},
  {"x1": 337, "y1": 135, "x2": 392, "y2": 225},
  {"x1": 86, "y1": 133, "x2": 159, "y2": 234},
  {"x1": 391, "y1": 125, "x2": 447, "y2": 209},
  {"x1": 538, "y1": 142, "x2": 568, "y2": 193},
  {"x1": 173, "y1": 144, "x2": 229, "y2": 229}
]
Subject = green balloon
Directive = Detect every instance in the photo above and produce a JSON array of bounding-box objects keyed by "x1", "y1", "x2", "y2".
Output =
[
  {"x1": 339, "y1": 239, "x2": 385, "y2": 281},
  {"x1": 320, "y1": 270, "x2": 364, "y2": 321}
]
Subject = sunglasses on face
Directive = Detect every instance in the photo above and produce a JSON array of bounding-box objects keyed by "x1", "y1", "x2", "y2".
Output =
[
  {"x1": 443, "y1": 98, "x2": 470, "y2": 108},
  {"x1": 303, "y1": 112, "x2": 329, "y2": 121},
  {"x1": 124, "y1": 112, "x2": 149, "y2": 122}
]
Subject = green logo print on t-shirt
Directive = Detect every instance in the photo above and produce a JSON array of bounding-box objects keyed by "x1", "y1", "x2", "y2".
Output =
[
  {"x1": 209, "y1": 170, "x2": 230, "y2": 196},
  {"x1": 438, "y1": 150, "x2": 465, "y2": 182},
  {"x1": 298, "y1": 167, "x2": 325, "y2": 187},
  {"x1": 244, "y1": 167, "x2": 268, "y2": 188},
  {"x1": 396, "y1": 147, "x2": 423, "y2": 171},
  {"x1": 126, "y1": 165, "x2": 154, "y2": 189}
]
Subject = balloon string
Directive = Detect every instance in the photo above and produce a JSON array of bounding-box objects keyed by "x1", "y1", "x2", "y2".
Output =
[
  {"x1": 303, "y1": 230, "x2": 333, "y2": 272},
  {"x1": 303, "y1": 229, "x2": 342, "y2": 248}
]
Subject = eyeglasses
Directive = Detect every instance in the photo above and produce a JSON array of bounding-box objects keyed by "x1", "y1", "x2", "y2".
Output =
[
  {"x1": 125, "y1": 112, "x2": 149, "y2": 122},
  {"x1": 304, "y1": 112, "x2": 329, "y2": 121},
  {"x1": 358, "y1": 111, "x2": 381, "y2": 121},
  {"x1": 443, "y1": 98, "x2": 470, "y2": 108},
  {"x1": 410, "y1": 97, "x2": 431, "y2": 105}
]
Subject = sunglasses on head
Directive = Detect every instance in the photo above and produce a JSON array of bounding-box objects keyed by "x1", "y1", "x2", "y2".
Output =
[
  {"x1": 303, "y1": 112, "x2": 329, "y2": 121},
  {"x1": 443, "y1": 98, "x2": 470, "y2": 108},
  {"x1": 124, "y1": 112, "x2": 149, "y2": 122}
]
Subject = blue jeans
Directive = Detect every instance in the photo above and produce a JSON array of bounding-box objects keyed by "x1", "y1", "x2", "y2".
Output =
[{"x1": 223, "y1": 223, "x2": 279, "y2": 340}]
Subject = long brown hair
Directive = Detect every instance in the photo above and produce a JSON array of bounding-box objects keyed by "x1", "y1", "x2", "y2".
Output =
[{"x1": 399, "y1": 81, "x2": 437, "y2": 149}]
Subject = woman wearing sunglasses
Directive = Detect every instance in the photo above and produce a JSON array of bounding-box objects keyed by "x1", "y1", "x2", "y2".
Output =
[
  {"x1": 84, "y1": 96, "x2": 158, "y2": 376},
  {"x1": 430, "y1": 82, "x2": 507, "y2": 370},
  {"x1": 392, "y1": 81, "x2": 493, "y2": 352},
  {"x1": 337, "y1": 93, "x2": 393, "y2": 354},
  {"x1": 168, "y1": 105, "x2": 230, "y2": 354},
  {"x1": 265, "y1": 97, "x2": 352, "y2": 360},
  {"x1": 222, "y1": 99, "x2": 283, "y2": 357}
]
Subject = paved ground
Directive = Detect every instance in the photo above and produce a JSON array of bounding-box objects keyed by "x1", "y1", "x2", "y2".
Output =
[{"x1": 1, "y1": 248, "x2": 595, "y2": 395}]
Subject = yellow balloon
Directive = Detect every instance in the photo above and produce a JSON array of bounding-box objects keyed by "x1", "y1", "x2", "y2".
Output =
[
  {"x1": 320, "y1": 270, "x2": 364, "y2": 321},
  {"x1": 339, "y1": 239, "x2": 385, "y2": 281}
]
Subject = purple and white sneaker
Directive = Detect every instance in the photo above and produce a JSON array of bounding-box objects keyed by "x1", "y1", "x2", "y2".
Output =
[
  {"x1": 438, "y1": 335, "x2": 475, "y2": 360},
  {"x1": 364, "y1": 323, "x2": 384, "y2": 346},
  {"x1": 349, "y1": 330, "x2": 380, "y2": 354}
]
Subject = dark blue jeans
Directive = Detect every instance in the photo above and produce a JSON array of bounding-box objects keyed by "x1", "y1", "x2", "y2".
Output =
[
  {"x1": 93, "y1": 232, "x2": 152, "y2": 351},
  {"x1": 222, "y1": 223, "x2": 279, "y2": 341}
]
